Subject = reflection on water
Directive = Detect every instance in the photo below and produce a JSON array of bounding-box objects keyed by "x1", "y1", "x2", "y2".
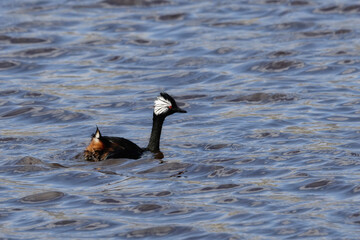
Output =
[{"x1": 1, "y1": 0, "x2": 360, "y2": 239}]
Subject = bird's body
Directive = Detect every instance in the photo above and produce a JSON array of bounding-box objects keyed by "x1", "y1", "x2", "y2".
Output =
[{"x1": 84, "y1": 92, "x2": 186, "y2": 161}]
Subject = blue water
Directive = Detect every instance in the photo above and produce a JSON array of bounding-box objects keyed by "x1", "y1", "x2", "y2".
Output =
[{"x1": 1, "y1": 0, "x2": 360, "y2": 239}]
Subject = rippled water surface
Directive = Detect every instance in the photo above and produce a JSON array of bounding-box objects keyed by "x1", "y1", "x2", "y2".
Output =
[{"x1": 1, "y1": 0, "x2": 360, "y2": 239}]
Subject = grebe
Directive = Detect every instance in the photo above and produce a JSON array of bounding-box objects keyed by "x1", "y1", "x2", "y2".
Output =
[{"x1": 84, "y1": 92, "x2": 186, "y2": 161}]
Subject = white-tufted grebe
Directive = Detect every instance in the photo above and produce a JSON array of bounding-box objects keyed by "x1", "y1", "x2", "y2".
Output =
[{"x1": 84, "y1": 92, "x2": 186, "y2": 161}]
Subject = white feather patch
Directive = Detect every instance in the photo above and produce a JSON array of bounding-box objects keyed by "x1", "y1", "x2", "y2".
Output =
[
  {"x1": 154, "y1": 96, "x2": 171, "y2": 115},
  {"x1": 94, "y1": 129, "x2": 101, "y2": 139}
]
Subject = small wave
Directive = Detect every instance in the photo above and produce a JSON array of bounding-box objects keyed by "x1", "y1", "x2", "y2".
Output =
[
  {"x1": 228, "y1": 92, "x2": 296, "y2": 103},
  {"x1": 316, "y1": 4, "x2": 360, "y2": 14},
  {"x1": 20, "y1": 191, "x2": 64, "y2": 203},
  {"x1": 0, "y1": 61, "x2": 19, "y2": 70},
  {"x1": 103, "y1": 0, "x2": 170, "y2": 7},
  {"x1": 251, "y1": 60, "x2": 304, "y2": 72},
  {"x1": 120, "y1": 226, "x2": 193, "y2": 238},
  {"x1": 158, "y1": 13, "x2": 185, "y2": 21},
  {"x1": 301, "y1": 180, "x2": 331, "y2": 190},
  {"x1": 1, "y1": 106, "x2": 89, "y2": 123}
]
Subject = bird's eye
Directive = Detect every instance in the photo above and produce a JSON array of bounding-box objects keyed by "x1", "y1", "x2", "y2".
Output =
[{"x1": 168, "y1": 106, "x2": 172, "y2": 109}]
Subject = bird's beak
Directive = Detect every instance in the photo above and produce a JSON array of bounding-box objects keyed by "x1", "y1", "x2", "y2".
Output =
[{"x1": 175, "y1": 107, "x2": 187, "y2": 113}]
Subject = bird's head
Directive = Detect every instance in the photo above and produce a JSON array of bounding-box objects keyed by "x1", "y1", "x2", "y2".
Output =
[{"x1": 153, "y1": 92, "x2": 187, "y2": 117}]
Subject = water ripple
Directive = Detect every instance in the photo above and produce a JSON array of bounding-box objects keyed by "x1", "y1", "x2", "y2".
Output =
[{"x1": 1, "y1": 0, "x2": 360, "y2": 239}]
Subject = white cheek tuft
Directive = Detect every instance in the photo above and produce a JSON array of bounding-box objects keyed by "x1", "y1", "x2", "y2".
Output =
[
  {"x1": 154, "y1": 96, "x2": 171, "y2": 115},
  {"x1": 94, "y1": 130, "x2": 101, "y2": 139}
]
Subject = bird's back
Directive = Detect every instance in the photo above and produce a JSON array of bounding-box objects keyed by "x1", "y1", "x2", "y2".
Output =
[{"x1": 104, "y1": 136, "x2": 143, "y2": 159}]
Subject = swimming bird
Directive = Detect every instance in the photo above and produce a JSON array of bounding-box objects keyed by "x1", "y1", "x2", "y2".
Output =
[{"x1": 84, "y1": 92, "x2": 186, "y2": 161}]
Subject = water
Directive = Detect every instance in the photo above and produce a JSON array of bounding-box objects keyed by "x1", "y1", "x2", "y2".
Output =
[{"x1": 1, "y1": 0, "x2": 360, "y2": 239}]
